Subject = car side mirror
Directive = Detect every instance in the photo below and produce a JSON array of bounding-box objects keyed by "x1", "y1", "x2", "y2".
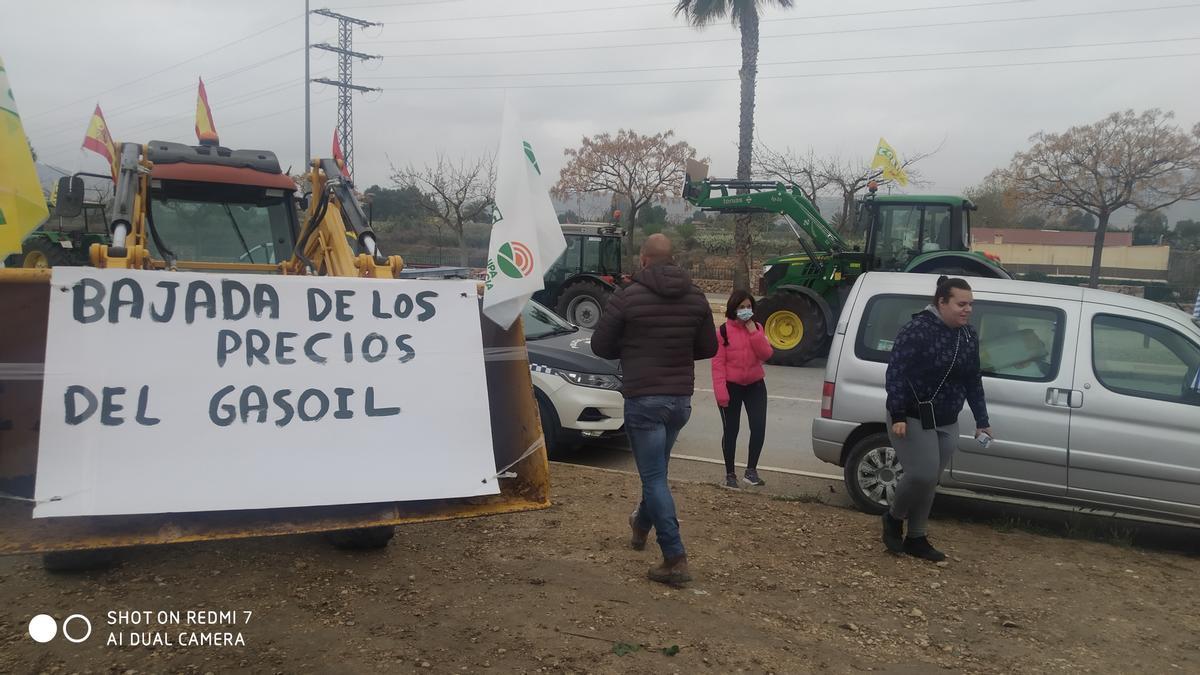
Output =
[
  {"x1": 297, "y1": 193, "x2": 310, "y2": 211},
  {"x1": 53, "y1": 176, "x2": 85, "y2": 218}
]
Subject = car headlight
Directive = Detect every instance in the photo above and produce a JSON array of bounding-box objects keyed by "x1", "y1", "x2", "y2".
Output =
[{"x1": 552, "y1": 368, "x2": 622, "y2": 391}]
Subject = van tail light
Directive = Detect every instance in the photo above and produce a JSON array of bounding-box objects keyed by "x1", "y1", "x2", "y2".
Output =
[{"x1": 821, "y1": 381, "x2": 835, "y2": 419}]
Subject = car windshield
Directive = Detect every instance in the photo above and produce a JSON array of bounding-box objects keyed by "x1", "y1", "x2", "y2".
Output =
[{"x1": 523, "y1": 301, "x2": 577, "y2": 340}]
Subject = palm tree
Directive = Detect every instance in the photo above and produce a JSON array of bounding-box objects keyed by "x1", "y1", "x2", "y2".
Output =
[{"x1": 675, "y1": 0, "x2": 794, "y2": 291}]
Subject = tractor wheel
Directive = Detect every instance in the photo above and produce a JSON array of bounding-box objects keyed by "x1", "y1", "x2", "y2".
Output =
[
  {"x1": 755, "y1": 292, "x2": 828, "y2": 367},
  {"x1": 556, "y1": 280, "x2": 611, "y2": 329},
  {"x1": 21, "y1": 237, "x2": 75, "y2": 269}
]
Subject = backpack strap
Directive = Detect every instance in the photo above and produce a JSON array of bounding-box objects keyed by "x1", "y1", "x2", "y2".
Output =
[{"x1": 720, "y1": 323, "x2": 729, "y2": 347}]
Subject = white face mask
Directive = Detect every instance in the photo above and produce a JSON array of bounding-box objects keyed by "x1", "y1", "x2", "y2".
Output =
[{"x1": 736, "y1": 308, "x2": 754, "y2": 322}]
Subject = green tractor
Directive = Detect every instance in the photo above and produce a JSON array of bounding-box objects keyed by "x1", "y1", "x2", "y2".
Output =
[
  {"x1": 3, "y1": 174, "x2": 112, "y2": 269},
  {"x1": 533, "y1": 222, "x2": 627, "y2": 329},
  {"x1": 683, "y1": 161, "x2": 1009, "y2": 366}
]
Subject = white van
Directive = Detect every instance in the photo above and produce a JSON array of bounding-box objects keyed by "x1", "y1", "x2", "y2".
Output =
[{"x1": 813, "y1": 272, "x2": 1200, "y2": 525}]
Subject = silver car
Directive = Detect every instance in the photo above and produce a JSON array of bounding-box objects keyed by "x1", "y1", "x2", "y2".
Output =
[{"x1": 813, "y1": 272, "x2": 1200, "y2": 525}]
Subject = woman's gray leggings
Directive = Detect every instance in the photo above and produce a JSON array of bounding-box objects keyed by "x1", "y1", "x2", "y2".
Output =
[{"x1": 887, "y1": 418, "x2": 959, "y2": 538}]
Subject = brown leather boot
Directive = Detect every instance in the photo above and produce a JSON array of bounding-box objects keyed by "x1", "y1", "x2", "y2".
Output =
[
  {"x1": 629, "y1": 511, "x2": 649, "y2": 551},
  {"x1": 647, "y1": 555, "x2": 692, "y2": 585}
]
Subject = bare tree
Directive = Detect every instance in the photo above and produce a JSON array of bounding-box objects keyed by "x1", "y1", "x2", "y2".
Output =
[
  {"x1": 554, "y1": 129, "x2": 699, "y2": 258},
  {"x1": 821, "y1": 146, "x2": 937, "y2": 235},
  {"x1": 752, "y1": 141, "x2": 829, "y2": 204},
  {"x1": 391, "y1": 153, "x2": 495, "y2": 267},
  {"x1": 998, "y1": 109, "x2": 1200, "y2": 287},
  {"x1": 751, "y1": 139, "x2": 937, "y2": 234}
]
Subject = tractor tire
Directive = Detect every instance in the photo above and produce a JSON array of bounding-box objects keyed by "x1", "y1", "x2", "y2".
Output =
[
  {"x1": 21, "y1": 236, "x2": 76, "y2": 269},
  {"x1": 325, "y1": 526, "x2": 395, "y2": 550},
  {"x1": 843, "y1": 432, "x2": 903, "y2": 515},
  {"x1": 556, "y1": 280, "x2": 611, "y2": 330},
  {"x1": 755, "y1": 291, "x2": 829, "y2": 367}
]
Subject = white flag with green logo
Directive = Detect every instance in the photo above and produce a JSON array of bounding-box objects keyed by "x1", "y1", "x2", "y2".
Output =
[{"x1": 482, "y1": 99, "x2": 567, "y2": 330}]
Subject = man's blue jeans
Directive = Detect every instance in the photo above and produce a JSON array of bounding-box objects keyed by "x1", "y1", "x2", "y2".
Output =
[{"x1": 625, "y1": 395, "x2": 692, "y2": 560}]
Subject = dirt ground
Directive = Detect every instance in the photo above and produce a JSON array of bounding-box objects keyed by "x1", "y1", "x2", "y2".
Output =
[{"x1": 2, "y1": 462, "x2": 1198, "y2": 674}]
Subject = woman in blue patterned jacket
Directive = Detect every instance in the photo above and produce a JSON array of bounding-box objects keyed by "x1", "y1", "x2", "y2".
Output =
[{"x1": 882, "y1": 276, "x2": 993, "y2": 562}]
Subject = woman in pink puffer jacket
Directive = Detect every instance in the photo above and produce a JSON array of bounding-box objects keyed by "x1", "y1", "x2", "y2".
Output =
[{"x1": 712, "y1": 290, "x2": 773, "y2": 489}]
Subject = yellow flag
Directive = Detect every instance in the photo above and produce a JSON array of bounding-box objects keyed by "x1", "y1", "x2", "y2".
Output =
[
  {"x1": 870, "y1": 137, "x2": 909, "y2": 187},
  {"x1": 0, "y1": 56, "x2": 49, "y2": 259}
]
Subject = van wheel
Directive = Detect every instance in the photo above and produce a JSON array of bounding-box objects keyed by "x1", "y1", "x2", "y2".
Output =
[
  {"x1": 325, "y1": 526, "x2": 395, "y2": 550},
  {"x1": 844, "y1": 432, "x2": 903, "y2": 515},
  {"x1": 756, "y1": 292, "x2": 828, "y2": 367}
]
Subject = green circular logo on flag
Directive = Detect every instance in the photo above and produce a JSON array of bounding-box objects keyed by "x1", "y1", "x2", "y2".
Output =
[{"x1": 496, "y1": 241, "x2": 534, "y2": 279}]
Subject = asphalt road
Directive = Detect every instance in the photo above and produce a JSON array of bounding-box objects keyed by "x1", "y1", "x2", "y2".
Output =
[{"x1": 579, "y1": 357, "x2": 842, "y2": 483}]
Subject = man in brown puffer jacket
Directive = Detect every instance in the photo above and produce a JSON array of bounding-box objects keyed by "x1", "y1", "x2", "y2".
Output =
[{"x1": 591, "y1": 233, "x2": 718, "y2": 585}]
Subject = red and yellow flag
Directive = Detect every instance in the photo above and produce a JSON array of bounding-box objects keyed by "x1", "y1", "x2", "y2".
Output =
[
  {"x1": 332, "y1": 129, "x2": 350, "y2": 178},
  {"x1": 195, "y1": 77, "x2": 218, "y2": 145},
  {"x1": 81, "y1": 103, "x2": 118, "y2": 182}
]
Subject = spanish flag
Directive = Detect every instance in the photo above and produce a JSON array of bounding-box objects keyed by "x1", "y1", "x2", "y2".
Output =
[
  {"x1": 870, "y1": 137, "x2": 909, "y2": 187},
  {"x1": 332, "y1": 129, "x2": 350, "y2": 178},
  {"x1": 0, "y1": 56, "x2": 50, "y2": 259},
  {"x1": 195, "y1": 77, "x2": 218, "y2": 145},
  {"x1": 82, "y1": 104, "x2": 118, "y2": 182}
]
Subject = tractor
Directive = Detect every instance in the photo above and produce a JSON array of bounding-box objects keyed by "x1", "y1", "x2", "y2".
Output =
[
  {"x1": 532, "y1": 221, "x2": 627, "y2": 329},
  {"x1": 4, "y1": 172, "x2": 112, "y2": 269},
  {"x1": 683, "y1": 160, "x2": 1009, "y2": 366}
]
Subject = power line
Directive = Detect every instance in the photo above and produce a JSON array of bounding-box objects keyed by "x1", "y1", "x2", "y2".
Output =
[
  {"x1": 26, "y1": 46, "x2": 316, "y2": 137},
  {"x1": 331, "y1": 0, "x2": 475, "y2": 9},
  {"x1": 369, "y1": 51, "x2": 1200, "y2": 90},
  {"x1": 358, "y1": 36, "x2": 1200, "y2": 80},
  {"x1": 39, "y1": 96, "x2": 338, "y2": 167},
  {"x1": 376, "y1": 3, "x2": 1200, "y2": 58},
  {"x1": 371, "y1": 0, "x2": 1034, "y2": 42},
  {"x1": 26, "y1": 13, "x2": 305, "y2": 119},
  {"x1": 338, "y1": 0, "x2": 673, "y2": 21},
  {"x1": 35, "y1": 71, "x2": 335, "y2": 154}
]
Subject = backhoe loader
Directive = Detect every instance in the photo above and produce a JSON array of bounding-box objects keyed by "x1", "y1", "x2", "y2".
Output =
[{"x1": 0, "y1": 139, "x2": 548, "y2": 569}]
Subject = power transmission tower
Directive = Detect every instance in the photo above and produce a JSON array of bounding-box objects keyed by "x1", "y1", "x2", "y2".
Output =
[{"x1": 310, "y1": 8, "x2": 381, "y2": 181}]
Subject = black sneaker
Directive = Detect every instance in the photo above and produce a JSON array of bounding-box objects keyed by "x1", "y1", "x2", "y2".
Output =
[
  {"x1": 882, "y1": 513, "x2": 904, "y2": 554},
  {"x1": 743, "y1": 469, "x2": 765, "y2": 487},
  {"x1": 723, "y1": 473, "x2": 739, "y2": 489},
  {"x1": 902, "y1": 536, "x2": 946, "y2": 562}
]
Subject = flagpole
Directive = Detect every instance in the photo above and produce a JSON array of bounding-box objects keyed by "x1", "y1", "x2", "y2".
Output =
[{"x1": 304, "y1": 0, "x2": 311, "y2": 168}]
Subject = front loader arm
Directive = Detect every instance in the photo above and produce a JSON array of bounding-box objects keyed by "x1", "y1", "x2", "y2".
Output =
[
  {"x1": 286, "y1": 159, "x2": 404, "y2": 279},
  {"x1": 682, "y1": 176, "x2": 847, "y2": 254}
]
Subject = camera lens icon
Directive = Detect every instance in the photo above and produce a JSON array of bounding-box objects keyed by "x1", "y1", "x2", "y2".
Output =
[{"x1": 28, "y1": 614, "x2": 92, "y2": 643}]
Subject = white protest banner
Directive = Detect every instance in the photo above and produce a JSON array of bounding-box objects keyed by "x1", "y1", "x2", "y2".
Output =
[
  {"x1": 33, "y1": 267, "x2": 499, "y2": 518},
  {"x1": 482, "y1": 97, "x2": 567, "y2": 330}
]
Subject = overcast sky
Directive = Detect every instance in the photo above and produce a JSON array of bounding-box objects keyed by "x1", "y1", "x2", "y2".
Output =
[{"x1": 6, "y1": 0, "x2": 1200, "y2": 220}]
